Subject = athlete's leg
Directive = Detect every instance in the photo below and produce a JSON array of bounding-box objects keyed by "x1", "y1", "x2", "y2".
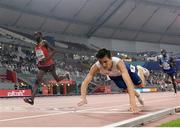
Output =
[
  {"x1": 50, "y1": 65, "x2": 69, "y2": 82},
  {"x1": 134, "y1": 90, "x2": 144, "y2": 105},
  {"x1": 128, "y1": 70, "x2": 145, "y2": 105},
  {"x1": 163, "y1": 73, "x2": 172, "y2": 84},
  {"x1": 32, "y1": 70, "x2": 45, "y2": 100},
  {"x1": 138, "y1": 68, "x2": 145, "y2": 88},
  {"x1": 169, "y1": 74, "x2": 177, "y2": 94},
  {"x1": 24, "y1": 70, "x2": 45, "y2": 105},
  {"x1": 125, "y1": 89, "x2": 144, "y2": 106}
]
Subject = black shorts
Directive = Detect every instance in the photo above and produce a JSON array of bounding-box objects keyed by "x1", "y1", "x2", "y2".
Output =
[{"x1": 38, "y1": 64, "x2": 55, "y2": 73}]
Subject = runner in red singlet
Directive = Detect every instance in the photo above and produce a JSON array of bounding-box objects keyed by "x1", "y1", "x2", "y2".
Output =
[{"x1": 24, "y1": 32, "x2": 69, "y2": 105}]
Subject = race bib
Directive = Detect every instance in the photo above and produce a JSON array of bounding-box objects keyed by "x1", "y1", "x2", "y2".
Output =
[
  {"x1": 36, "y1": 49, "x2": 45, "y2": 62},
  {"x1": 163, "y1": 62, "x2": 170, "y2": 70},
  {"x1": 130, "y1": 65, "x2": 136, "y2": 73}
]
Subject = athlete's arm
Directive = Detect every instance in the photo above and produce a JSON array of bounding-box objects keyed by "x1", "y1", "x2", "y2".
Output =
[
  {"x1": 169, "y1": 57, "x2": 176, "y2": 67},
  {"x1": 77, "y1": 64, "x2": 99, "y2": 106},
  {"x1": 43, "y1": 41, "x2": 56, "y2": 61},
  {"x1": 158, "y1": 56, "x2": 163, "y2": 68},
  {"x1": 117, "y1": 60, "x2": 138, "y2": 113}
]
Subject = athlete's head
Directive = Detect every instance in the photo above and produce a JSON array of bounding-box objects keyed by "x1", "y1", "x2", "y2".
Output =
[
  {"x1": 96, "y1": 48, "x2": 112, "y2": 70},
  {"x1": 161, "y1": 49, "x2": 167, "y2": 57},
  {"x1": 34, "y1": 31, "x2": 42, "y2": 43}
]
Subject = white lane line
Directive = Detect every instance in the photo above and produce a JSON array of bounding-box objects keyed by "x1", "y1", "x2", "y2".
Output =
[
  {"x1": 0, "y1": 111, "x2": 72, "y2": 122},
  {"x1": 82, "y1": 111, "x2": 150, "y2": 114}
]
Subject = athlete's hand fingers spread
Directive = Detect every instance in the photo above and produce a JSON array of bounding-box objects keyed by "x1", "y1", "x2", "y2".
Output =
[{"x1": 129, "y1": 105, "x2": 139, "y2": 114}]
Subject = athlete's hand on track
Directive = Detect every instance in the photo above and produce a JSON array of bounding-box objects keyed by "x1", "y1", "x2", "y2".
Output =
[
  {"x1": 77, "y1": 98, "x2": 87, "y2": 107},
  {"x1": 129, "y1": 104, "x2": 139, "y2": 114}
]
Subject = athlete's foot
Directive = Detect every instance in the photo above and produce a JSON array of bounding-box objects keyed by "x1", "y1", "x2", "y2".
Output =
[
  {"x1": 24, "y1": 97, "x2": 34, "y2": 105},
  {"x1": 174, "y1": 92, "x2": 177, "y2": 97},
  {"x1": 77, "y1": 99, "x2": 87, "y2": 107},
  {"x1": 137, "y1": 95, "x2": 144, "y2": 106}
]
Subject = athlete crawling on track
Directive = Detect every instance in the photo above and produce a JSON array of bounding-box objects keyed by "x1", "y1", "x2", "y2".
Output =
[{"x1": 77, "y1": 49, "x2": 150, "y2": 113}]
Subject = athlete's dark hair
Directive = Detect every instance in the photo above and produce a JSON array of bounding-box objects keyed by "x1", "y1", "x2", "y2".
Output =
[
  {"x1": 161, "y1": 49, "x2": 166, "y2": 54},
  {"x1": 96, "y1": 48, "x2": 111, "y2": 59},
  {"x1": 34, "y1": 31, "x2": 42, "y2": 37}
]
